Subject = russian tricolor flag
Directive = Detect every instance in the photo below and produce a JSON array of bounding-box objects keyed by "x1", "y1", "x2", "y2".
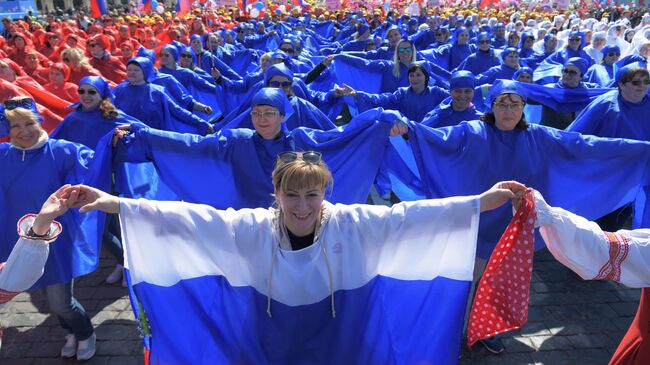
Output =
[
  {"x1": 121, "y1": 197, "x2": 482, "y2": 364},
  {"x1": 176, "y1": 0, "x2": 191, "y2": 17},
  {"x1": 139, "y1": 0, "x2": 152, "y2": 13},
  {"x1": 90, "y1": 0, "x2": 108, "y2": 17}
]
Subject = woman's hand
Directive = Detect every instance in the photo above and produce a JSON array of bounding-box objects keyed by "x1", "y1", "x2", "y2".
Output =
[
  {"x1": 32, "y1": 184, "x2": 78, "y2": 235},
  {"x1": 334, "y1": 83, "x2": 356, "y2": 98},
  {"x1": 389, "y1": 121, "x2": 409, "y2": 136},
  {"x1": 69, "y1": 185, "x2": 121, "y2": 214},
  {"x1": 112, "y1": 124, "x2": 131, "y2": 147},
  {"x1": 479, "y1": 181, "x2": 527, "y2": 212}
]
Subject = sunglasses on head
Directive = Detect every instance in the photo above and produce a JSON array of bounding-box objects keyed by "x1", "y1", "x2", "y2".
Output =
[
  {"x1": 398, "y1": 47, "x2": 412, "y2": 53},
  {"x1": 4, "y1": 98, "x2": 35, "y2": 110},
  {"x1": 180, "y1": 53, "x2": 193, "y2": 58},
  {"x1": 278, "y1": 151, "x2": 322, "y2": 164},
  {"x1": 629, "y1": 79, "x2": 650, "y2": 86},
  {"x1": 77, "y1": 89, "x2": 98, "y2": 95},
  {"x1": 562, "y1": 68, "x2": 579, "y2": 76},
  {"x1": 269, "y1": 80, "x2": 292, "y2": 88}
]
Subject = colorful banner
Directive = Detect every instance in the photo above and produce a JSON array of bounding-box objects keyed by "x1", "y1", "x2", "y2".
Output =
[
  {"x1": 326, "y1": 0, "x2": 341, "y2": 10},
  {"x1": 217, "y1": 0, "x2": 238, "y2": 6},
  {"x1": 0, "y1": 0, "x2": 37, "y2": 19}
]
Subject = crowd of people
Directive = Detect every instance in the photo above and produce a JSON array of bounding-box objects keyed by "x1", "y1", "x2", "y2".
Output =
[{"x1": 1, "y1": 2, "x2": 650, "y2": 364}]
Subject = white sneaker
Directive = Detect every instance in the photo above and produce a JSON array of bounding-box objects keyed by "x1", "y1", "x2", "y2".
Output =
[
  {"x1": 76, "y1": 333, "x2": 96, "y2": 361},
  {"x1": 60, "y1": 334, "x2": 77, "y2": 358},
  {"x1": 106, "y1": 264, "x2": 123, "y2": 284}
]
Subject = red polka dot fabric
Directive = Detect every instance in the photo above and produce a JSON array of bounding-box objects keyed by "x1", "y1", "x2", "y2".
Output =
[{"x1": 467, "y1": 189, "x2": 536, "y2": 348}]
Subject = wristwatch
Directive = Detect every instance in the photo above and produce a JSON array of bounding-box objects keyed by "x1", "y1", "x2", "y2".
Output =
[{"x1": 27, "y1": 226, "x2": 50, "y2": 238}]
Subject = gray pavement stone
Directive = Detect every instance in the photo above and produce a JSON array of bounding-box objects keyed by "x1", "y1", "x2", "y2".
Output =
[
  {"x1": 530, "y1": 350, "x2": 572, "y2": 365},
  {"x1": 567, "y1": 333, "x2": 613, "y2": 349},
  {"x1": 529, "y1": 335, "x2": 573, "y2": 351},
  {"x1": 566, "y1": 349, "x2": 612, "y2": 365}
]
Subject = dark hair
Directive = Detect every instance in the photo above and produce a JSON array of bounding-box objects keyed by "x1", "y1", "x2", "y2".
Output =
[
  {"x1": 100, "y1": 98, "x2": 119, "y2": 119},
  {"x1": 480, "y1": 94, "x2": 529, "y2": 130},
  {"x1": 408, "y1": 63, "x2": 429, "y2": 87},
  {"x1": 618, "y1": 67, "x2": 650, "y2": 85}
]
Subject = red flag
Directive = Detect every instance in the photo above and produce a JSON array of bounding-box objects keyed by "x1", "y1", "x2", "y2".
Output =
[{"x1": 467, "y1": 189, "x2": 536, "y2": 348}]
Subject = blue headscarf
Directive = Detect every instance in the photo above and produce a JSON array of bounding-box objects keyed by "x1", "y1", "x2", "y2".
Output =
[
  {"x1": 615, "y1": 61, "x2": 648, "y2": 84},
  {"x1": 136, "y1": 46, "x2": 156, "y2": 64},
  {"x1": 127, "y1": 57, "x2": 155, "y2": 83},
  {"x1": 74, "y1": 76, "x2": 114, "y2": 108},
  {"x1": 251, "y1": 87, "x2": 294, "y2": 122},
  {"x1": 601, "y1": 44, "x2": 621, "y2": 56},
  {"x1": 565, "y1": 57, "x2": 588, "y2": 76},
  {"x1": 162, "y1": 44, "x2": 180, "y2": 63},
  {"x1": 0, "y1": 98, "x2": 42, "y2": 137},
  {"x1": 264, "y1": 63, "x2": 294, "y2": 85},
  {"x1": 450, "y1": 70, "x2": 475, "y2": 89},
  {"x1": 513, "y1": 67, "x2": 534, "y2": 80},
  {"x1": 500, "y1": 47, "x2": 519, "y2": 62},
  {"x1": 487, "y1": 79, "x2": 527, "y2": 109}
]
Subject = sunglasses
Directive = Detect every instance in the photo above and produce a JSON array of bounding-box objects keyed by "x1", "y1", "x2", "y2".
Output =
[
  {"x1": 280, "y1": 47, "x2": 293, "y2": 52},
  {"x1": 159, "y1": 53, "x2": 171, "y2": 57},
  {"x1": 493, "y1": 102, "x2": 524, "y2": 110},
  {"x1": 629, "y1": 79, "x2": 650, "y2": 86},
  {"x1": 606, "y1": 52, "x2": 621, "y2": 57},
  {"x1": 278, "y1": 151, "x2": 322, "y2": 164},
  {"x1": 398, "y1": 47, "x2": 413, "y2": 53},
  {"x1": 478, "y1": 40, "x2": 491, "y2": 44},
  {"x1": 569, "y1": 38, "x2": 581, "y2": 42},
  {"x1": 269, "y1": 80, "x2": 292, "y2": 88},
  {"x1": 4, "y1": 98, "x2": 35, "y2": 110},
  {"x1": 434, "y1": 32, "x2": 444, "y2": 36},
  {"x1": 62, "y1": 57, "x2": 70, "y2": 62},
  {"x1": 562, "y1": 68, "x2": 579, "y2": 76},
  {"x1": 88, "y1": 43, "x2": 98, "y2": 48},
  {"x1": 180, "y1": 53, "x2": 193, "y2": 58},
  {"x1": 77, "y1": 89, "x2": 98, "y2": 95},
  {"x1": 250, "y1": 110, "x2": 280, "y2": 119}
]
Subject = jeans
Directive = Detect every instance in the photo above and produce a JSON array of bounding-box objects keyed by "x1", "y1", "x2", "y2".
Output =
[
  {"x1": 102, "y1": 213, "x2": 124, "y2": 265},
  {"x1": 43, "y1": 281, "x2": 94, "y2": 341}
]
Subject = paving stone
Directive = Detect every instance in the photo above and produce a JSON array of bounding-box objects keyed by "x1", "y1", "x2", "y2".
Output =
[
  {"x1": 502, "y1": 336, "x2": 534, "y2": 352},
  {"x1": 615, "y1": 289, "x2": 642, "y2": 302},
  {"x1": 107, "y1": 356, "x2": 145, "y2": 365},
  {"x1": 519, "y1": 322, "x2": 551, "y2": 337},
  {"x1": 609, "y1": 301, "x2": 641, "y2": 316},
  {"x1": 530, "y1": 350, "x2": 572, "y2": 364},
  {"x1": 545, "y1": 319, "x2": 615, "y2": 335},
  {"x1": 95, "y1": 340, "x2": 142, "y2": 356},
  {"x1": 529, "y1": 335, "x2": 573, "y2": 351},
  {"x1": 566, "y1": 349, "x2": 613, "y2": 364},
  {"x1": 567, "y1": 334, "x2": 612, "y2": 349}
]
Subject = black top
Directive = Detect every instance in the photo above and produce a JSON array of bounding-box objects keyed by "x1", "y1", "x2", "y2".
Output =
[{"x1": 286, "y1": 228, "x2": 315, "y2": 251}]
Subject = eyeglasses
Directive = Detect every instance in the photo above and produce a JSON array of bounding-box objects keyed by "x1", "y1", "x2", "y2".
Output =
[
  {"x1": 562, "y1": 68, "x2": 579, "y2": 76},
  {"x1": 280, "y1": 47, "x2": 293, "y2": 52},
  {"x1": 62, "y1": 57, "x2": 70, "y2": 62},
  {"x1": 159, "y1": 53, "x2": 171, "y2": 57},
  {"x1": 4, "y1": 98, "x2": 35, "y2": 110},
  {"x1": 478, "y1": 40, "x2": 491, "y2": 44},
  {"x1": 180, "y1": 53, "x2": 193, "y2": 58},
  {"x1": 398, "y1": 47, "x2": 413, "y2": 53},
  {"x1": 493, "y1": 102, "x2": 524, "y2": 110},
  {"x1": 606, "y1": 52, "x2": 621, "y2": 57},
  {"x1": 250, "y1": 110, "x2": 280, "y2": 119},
  {"x1": 628, "y1": 79, "x2": 650, "y2": 86},
  {"x1": 278, "y1": 151, "x2": 322, "y2": 164},
  {"x1": 77, "y1": 89, "x2": 98, "y2": 95},
  {"x1": 269, "y1": 80, "x2": 292, "y2": 88}
]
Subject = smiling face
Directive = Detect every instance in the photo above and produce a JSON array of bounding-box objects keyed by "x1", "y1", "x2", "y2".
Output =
[
  {"x1": 504, "y1": 52, "x2": 520, "y2": 68},
  {"x1": 158, "y1": 50, "x2": 175, "y2": 67},
  {"x1": 8, "y1": 110, "x2": 43, "y2": 149},
  {"x1": 408, "y1": 67, "x2": 427, "y2": 91},
  {"x1": 561, "y1": 64, "x2": 581, "y2": 87},
  {"x1": 388, "y1": 29, "x2": 401, "y2": 47},
  {"x1": 126, "y1": 63, "x2": 146, "y2": 85},
  {"x1": 397, "y1": 41, "x2": 413, "y2": 65},
  {"x1": 251, "y1": 104, "x2": 283, "y2": 140},
  {"x1": 78, "y1": 84, "x2": 101, "y2": 110},
  {"x1": 456, "y1": 31, "x2": 470, "y2": 45},
  {"x1": 451, "y1": 87, "x2": 473, "y2": 111},
  {"x1": 190, "y1": 37, "x2": 203, "y2": 53},
  {"x1": 275, "y1": 186, "x2": 325, "y2": 237}
]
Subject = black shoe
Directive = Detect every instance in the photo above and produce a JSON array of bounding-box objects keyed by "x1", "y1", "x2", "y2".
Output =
[{"x1": 480, "y1": 337, "x2": 504, "y2": 354}]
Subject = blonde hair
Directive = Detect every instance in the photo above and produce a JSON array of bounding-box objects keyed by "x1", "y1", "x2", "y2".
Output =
[
  {"x1": 272, "y1": 156, "x2": 333, "y2": 196},
  {"x1": 61, "y1": 48, "x2": 91, "y2": 69},
  {"x1": 393, "y1": 40, "x2": 417, "y2": 79},
  {"x1": 5, "y1": 102, "x2": 43, "y2": 132}
]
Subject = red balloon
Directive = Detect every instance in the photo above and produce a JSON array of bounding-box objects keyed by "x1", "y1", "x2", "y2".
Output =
[{"x1": 259, "y1": 9, "x2": 266, "y2": 16}]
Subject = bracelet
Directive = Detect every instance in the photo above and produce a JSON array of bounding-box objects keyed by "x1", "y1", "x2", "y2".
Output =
[{"x1": 27, "y1": 226, "x2": 51, "y2": 238}]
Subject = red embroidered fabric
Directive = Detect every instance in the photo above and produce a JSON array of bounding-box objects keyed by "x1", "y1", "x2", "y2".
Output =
[{"x1": 594, "y1": 232, "x2": 629, "y2": 282}]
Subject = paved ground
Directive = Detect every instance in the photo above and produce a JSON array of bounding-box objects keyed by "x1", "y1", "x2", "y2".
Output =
[{"x1": 0, "y1": 234, "x2": 640, "y2": 365}]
